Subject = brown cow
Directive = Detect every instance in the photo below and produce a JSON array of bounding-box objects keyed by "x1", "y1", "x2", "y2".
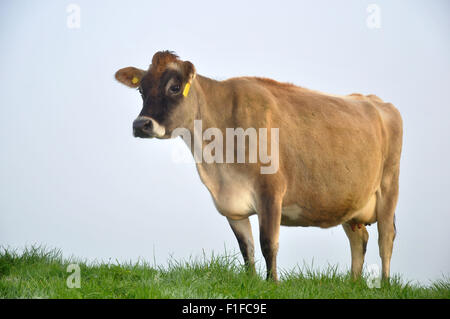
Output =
[{"x1": 115, "y1": 51, "x2": 403, "y2": 281}]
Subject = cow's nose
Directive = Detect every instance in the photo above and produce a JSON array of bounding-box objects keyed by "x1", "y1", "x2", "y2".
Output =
[{"x1": 133, "y1": 117, "x2": 153, "y2": 137}]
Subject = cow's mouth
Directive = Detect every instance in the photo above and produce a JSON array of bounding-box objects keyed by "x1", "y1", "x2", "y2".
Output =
[{"x1": 133, "y1": 131, "x2": 155, "y2": 138}]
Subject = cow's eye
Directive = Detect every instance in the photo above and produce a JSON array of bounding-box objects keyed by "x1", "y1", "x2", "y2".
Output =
[{"x1": 169, "y1": 84, "x2": 181, "y2": 94}]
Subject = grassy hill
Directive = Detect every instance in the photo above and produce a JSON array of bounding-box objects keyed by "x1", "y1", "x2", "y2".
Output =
[{"x1": 0, "y1": 246, "x2": 448, "y2": 299}]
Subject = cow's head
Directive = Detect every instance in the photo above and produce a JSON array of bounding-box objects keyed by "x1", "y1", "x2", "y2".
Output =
[{"x1": 115, "y1": 51, "x2": 196, "y2": 138}]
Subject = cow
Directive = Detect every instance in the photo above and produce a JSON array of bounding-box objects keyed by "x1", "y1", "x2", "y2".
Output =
[{"x1": 115, "y1": 51, "x2": 403, "y2": 282}]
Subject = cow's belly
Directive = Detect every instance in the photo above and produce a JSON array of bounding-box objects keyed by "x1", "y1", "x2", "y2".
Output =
[
  {"x1": 281, "y1": 194, "x2": 378, "y2": 228},
  {"x1": 198, "y1": 162, "x2": 379, "y2": 226},
  {"x1": 212, "y1": 188, "x2": 378, "y2": 227},
  {"x1": 281, "y1": 205, "x2": 313, "y2": 226}
]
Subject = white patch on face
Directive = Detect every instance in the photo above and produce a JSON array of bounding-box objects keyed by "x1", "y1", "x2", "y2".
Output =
[
  {"x1": 134, "y1": 116, "x2": 166, "y2": 138},
  {"x1": 149, "y1": 118, "x2": 166, "y2": 137},
  {"x1": 166, "y1": 62, "x2": 181, "y2": 72}
]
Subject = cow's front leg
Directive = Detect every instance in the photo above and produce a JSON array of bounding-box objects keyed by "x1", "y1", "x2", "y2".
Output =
[
  {"x1": 257, "y1": 196, "x2": 282, "y2": 281},
  {"x1": 227, "y1": 217, "x2": 256, "y2": 274}
]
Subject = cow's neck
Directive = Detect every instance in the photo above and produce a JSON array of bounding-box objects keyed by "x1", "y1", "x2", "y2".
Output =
[
  {"x1": 193, "y1": 75, "x2": 234, "y2": 129},
  {"x1": 186, "y1": 74, "x2": 243, "y2": 197}
]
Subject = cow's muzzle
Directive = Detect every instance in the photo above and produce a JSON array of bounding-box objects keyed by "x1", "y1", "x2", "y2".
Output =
[{"x1": 133, "y1": 116, "x2": 165, "y2": 138}]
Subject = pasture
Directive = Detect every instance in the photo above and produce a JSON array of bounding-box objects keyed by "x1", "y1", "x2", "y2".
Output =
[{"x1": 1, "y1": 247, "x2": 448, "y2": 299}]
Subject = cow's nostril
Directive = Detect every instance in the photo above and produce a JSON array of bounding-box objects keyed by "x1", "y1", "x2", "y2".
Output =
[
  {"x1": 143, "y1": 120, "x2": 153, "y2": 130},
  {"x1": 133, "y1": 118, "x2": 153, "y2": 130},
  {"x1": 133, "y1": 117, "x2": 155, "y2": 138}
]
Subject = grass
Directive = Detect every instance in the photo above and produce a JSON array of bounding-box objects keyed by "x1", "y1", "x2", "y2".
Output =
[{"x1": 0, "y1": 246, "x2": 448, "y2": 299}]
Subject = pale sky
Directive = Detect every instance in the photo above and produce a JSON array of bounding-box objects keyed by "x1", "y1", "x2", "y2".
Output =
[{"x1": 1, "y1": 0, "x2": 449, "y2": 285}]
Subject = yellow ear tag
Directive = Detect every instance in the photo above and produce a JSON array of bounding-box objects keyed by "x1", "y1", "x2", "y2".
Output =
[
  {"x1": 183, "y1": 82, "x2": 191, "y2": 97},
  {"x1": 131, "y1": 76, "x2": 139, "y2": 85}
]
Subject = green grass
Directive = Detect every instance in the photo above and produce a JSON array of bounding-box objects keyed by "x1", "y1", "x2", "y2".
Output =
[{"x1": 0, "y1": 246, "x2": 448, "y2": 299}]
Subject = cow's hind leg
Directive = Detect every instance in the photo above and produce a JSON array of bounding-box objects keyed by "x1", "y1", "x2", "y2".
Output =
[
  {"x1": 227, "y1": 217, "x2": 256, "y2": 274},
  {"x1": 257, "y1": 195, "x2": 283, "y2": 282},
  {"x1": 342, "y1": 223, "x2": 369, "y2": 280},
  {"x1": 376, "y1": 168, "x2": 400, "y2": 281}
]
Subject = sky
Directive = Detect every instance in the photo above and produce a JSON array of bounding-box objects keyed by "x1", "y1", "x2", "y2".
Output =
[{"x1": 0, "y1": 0, "x2": 449, "y2": 286}]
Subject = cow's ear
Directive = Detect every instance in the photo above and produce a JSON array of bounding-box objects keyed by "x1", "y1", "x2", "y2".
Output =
[
  {"x1": 115, "y1": 67, "x2": 146, "y2": 88},
  {"x1": 183, "y1": 61, "x2": 196, "y2": 82}
]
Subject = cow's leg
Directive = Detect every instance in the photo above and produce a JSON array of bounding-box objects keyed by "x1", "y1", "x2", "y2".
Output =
[
  {"x1": 257, "y1": 196, "x2": 283, "y2": 282},
  {"x1": 376, "y1": 169, "x2": 400, "y2": 281},
  {"x1": 342, "y1": 223, "x2": 369, "y2": 280},
  {"x1": 227, "y1": 217, "x2": 256, "y2": 274}
]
